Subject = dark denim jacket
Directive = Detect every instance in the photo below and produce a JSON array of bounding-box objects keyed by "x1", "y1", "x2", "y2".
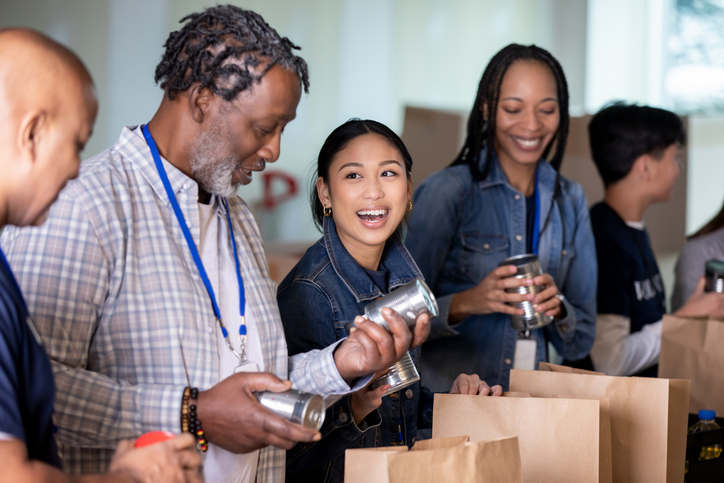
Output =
[
  {"x1": 277, "y1": 217, "x2": 434, "y2": 483},
  {"x1": 406, "y1": 149, "x2": 597, "y2": 391}
]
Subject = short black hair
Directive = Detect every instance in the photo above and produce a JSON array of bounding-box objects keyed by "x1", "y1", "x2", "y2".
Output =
[
  {"x1": 155, "y1": 4, "x2": 309, "y2": 101},
  {"x1": 450, "y1": 44, "x2": 570, "y2": 184},
  {"x1": 310, "y1": 119, "x2": 413, "y2": 232},
  {"x1": 588, "y1": 102, "x2": 686, "y2": 187}
]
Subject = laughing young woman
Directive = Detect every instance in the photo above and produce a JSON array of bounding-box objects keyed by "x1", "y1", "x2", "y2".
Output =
[
  {"x1": 405, "y1": 44, "x2": 597, "y2": 392},
  {"x1": 277, "y1": 119, "x2": 500, "y2": 483}
]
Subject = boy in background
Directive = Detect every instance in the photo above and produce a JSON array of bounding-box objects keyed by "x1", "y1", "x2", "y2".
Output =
[{"x1": 587, "y1": 102, "x2": 724, "y2": 376}]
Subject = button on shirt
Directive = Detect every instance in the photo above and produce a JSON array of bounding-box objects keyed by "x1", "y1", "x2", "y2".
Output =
[{"x1": 0, "y1": 126, "x2": 359, "y2": 482}]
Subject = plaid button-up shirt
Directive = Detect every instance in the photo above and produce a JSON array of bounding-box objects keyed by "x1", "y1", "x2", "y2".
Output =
[{"x1": 1, "y1": 126, "x2": 352, "y2": 482}]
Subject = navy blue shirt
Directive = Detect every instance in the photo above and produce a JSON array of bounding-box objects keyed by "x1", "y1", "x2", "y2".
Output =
[
  {"x1": 590, "y1": 202, "x2": 665, "y2": 377},
  {"x1": 0, "y1": 248, "x2": 60, "y2": 467},
  {"x1": 362, "y1": 263, "x2": 388, "y2": 293},
  {"x1": 526, "y1": 193, "x2": 536, "y2": 253}
]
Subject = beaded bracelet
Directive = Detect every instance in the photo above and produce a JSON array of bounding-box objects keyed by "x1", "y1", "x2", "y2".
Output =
[{"x1": 181, "y1": 386, "x2": 207, "y2": 452}]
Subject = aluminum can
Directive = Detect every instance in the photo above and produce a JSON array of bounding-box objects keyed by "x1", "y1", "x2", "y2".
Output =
[
  {"x1": 364, "y1": 278, "x2": 439, "y2": 330},
  {"x1": 362, "y1": 279, "x2": 438, "y2": 396},
  {"x1": 255, "y1": 389, "x2": 325, "y2": 430},
  {"x1": 368, "y1": 351, "x2": 420, "y2": 397},
  {"x1": 705, "y1": 259, "x2": 724, "y2": 293},
  {"x1": 498, "y1": 254, "x2": 553, "y2": 332}
]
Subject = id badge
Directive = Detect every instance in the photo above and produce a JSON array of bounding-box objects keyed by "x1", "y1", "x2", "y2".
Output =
[
  {"x1": 513, "y1": 339, "x2": 537, "y2": 371},
  {"x1": 234, "y1": 361, "x2": 259, "y2": 373}
]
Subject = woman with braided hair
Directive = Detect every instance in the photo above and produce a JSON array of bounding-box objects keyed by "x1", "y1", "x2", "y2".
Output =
[{"x1": 406, "y1": 44, "x2": 597, "y2": 391}]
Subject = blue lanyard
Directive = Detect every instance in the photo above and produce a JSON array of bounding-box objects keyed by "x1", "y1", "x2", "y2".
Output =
[
  {"x1": 531, "y1": 165, "x2": 541, "y2": 255},
  {"x1": 141, "y1": 124, "x2": 248, "y2": 362}
]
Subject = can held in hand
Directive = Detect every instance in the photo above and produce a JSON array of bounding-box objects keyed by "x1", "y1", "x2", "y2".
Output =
[
  {"x1": 363, "y1": 278, "x2": 438, "y2": 397},
  {"x1": 255, "y1": 389, "x2": 325, "y2": 430},
  {"x1": 498, "y1": 254, "x2": 553, "y2": 332},
  {"x1": 704, "y1": 259, "x2": 724, "y2": 293},
  {"x1": 364, "y1": 278, "x2": 439, "y2": 330}
]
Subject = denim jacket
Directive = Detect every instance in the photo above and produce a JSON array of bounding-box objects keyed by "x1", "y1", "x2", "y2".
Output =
[
  {"x1": 277, "y1": 217, "x2": 434, "y2": 483},
  {"x1": 405, "y1": 148, "x2": 597, "y2": 391}
]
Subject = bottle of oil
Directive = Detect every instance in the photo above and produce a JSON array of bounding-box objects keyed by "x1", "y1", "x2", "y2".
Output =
[{"x1": 689, "y1": 409, "x2": 723, "y2": 461}]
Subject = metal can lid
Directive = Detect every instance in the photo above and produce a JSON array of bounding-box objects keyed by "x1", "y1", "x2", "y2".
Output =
[{"x1": 705, "y1": 259, "x2": 724, "y2": 278}]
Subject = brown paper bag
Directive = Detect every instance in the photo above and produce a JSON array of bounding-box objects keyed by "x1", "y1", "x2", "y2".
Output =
[
  {"x1": 659, "y1": 314, "x2": 724, "y2": 416},
  {"x1": 345, "y1": 435, "x2": 523, "y2": 483},
  {"x1": 433, "y1": 394, "x2": 606, "y2": 483},
  {"x1": 388, "y1": 436, "x2": 523, "y2": 483},
  {"x1": 510, "y1": 364, "x2": 690, "y2": 483},
  {"x1": 538, "y1": 360, "x2": 605, "y2": 375}
]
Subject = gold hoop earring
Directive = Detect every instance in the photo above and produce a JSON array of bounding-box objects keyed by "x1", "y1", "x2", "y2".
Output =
[
  {"x1": 323, "y1": 207, "x2": 332, "y2": 217},
  {"x1": 406, "y1": 201, "x2": 413, "y2": 212}
]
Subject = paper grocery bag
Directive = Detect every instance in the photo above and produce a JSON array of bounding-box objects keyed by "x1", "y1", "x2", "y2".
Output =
[
  {"x1": 345, "y1": 447, "x2": 406, "y2": 483},
  {"x1": 510, "y1": 364, "x2": 690, "y2": 483},
  {"x1": 659, "y1": 315, "x2": 724, "y2": 416},
  {"x1": 387, "y1": 436, "x2": 523, "y2": 483},
  {"x1": 433, "y1": 394, "x2": 605, "y2": 483},
  {"x1": 345, "y1": 435, "x2": 523, "y2": 483},
  {"x1": 538, "y1": 361, "x2": 605, "y2": 375}
]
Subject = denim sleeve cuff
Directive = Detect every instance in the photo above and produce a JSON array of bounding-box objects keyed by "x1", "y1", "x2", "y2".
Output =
[
  {"x1": 333, "y1": 396, "x2": 382, "y2": 441},
  {"x1": 553, "y1": 296, "x2": 577, "y2": 341},
  {"x1": 428, "y1": 294, "x2": 460, "y2": 339}
]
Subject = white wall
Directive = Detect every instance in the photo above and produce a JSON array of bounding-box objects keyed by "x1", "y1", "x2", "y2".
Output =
[{"x1": 0, "y1": 0, "x2": 589, "y2": 242}]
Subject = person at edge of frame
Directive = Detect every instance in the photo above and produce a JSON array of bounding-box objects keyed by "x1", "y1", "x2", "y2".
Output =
[
  {"x1": 583, "y1": 102, "x2": 724, "y2": 377},
  {"x1": 0, "y1": 27, "x2": 202, "y2": 483}
]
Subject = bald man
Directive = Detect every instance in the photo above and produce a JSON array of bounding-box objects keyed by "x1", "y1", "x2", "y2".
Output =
[{"x1": 0, "y1": 28, "x2": 201, "y2": 483}]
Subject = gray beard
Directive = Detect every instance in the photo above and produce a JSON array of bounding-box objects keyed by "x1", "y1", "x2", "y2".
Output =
[{"x1": 188, "y1": 119, "x2": 240, "y2": 198}]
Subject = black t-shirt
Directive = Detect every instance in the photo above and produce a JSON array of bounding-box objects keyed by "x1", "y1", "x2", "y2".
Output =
[
  {"x1": 590, "y1": 202, "x2": 666, "y2": 331},
  {"x1": 0, "y1": 249, "x2": 61, "y2": 468}
]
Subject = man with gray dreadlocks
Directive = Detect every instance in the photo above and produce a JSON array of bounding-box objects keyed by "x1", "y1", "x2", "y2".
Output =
[{"x1": 1, "y1": 6, "x2": 427, "y2": 483}]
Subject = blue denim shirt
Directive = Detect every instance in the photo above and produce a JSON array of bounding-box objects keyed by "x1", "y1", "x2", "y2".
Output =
[
  {"x1": 277, "y1": 217, "x2": 434, "y2": 483},
  {"x1": 406, "y1": 149, "x2": 597, "y2": 391}
]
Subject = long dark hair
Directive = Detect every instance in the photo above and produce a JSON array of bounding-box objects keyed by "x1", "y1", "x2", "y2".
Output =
[
  {"x1": 450, "y1": 44, "x2": 569, "y2": 184},
  {"x1": 310, "y1": 119, "x2": 413, "y2": 232},
  {"x1": 690, "y1": 200, "x2": 724, "y2": 239}
]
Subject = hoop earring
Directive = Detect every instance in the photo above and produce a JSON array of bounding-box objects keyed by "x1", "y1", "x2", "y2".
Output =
[
  {"x1": 323, "y1": 207, "x2": 332, "y2": 217},
  {"x1": 406, "y1": 201, "x2": 413, "y2": 213}
]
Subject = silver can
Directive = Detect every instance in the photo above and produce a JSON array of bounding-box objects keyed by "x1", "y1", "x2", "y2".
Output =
[
  {"x1": 368, "y1": 351, "x2": 420, "y2": 397},
  {"x1": 255, "y1": 389, "x2": 325, "y2": 430},
  {"x1": 364, "y1": 278, "x2": 439, "y2": 330},
  {"x1": 705, "y1": 259, "x2": 724, "y2": 294},
  {"x1": 498, "y1": 254, "x2": 553, "y2": 332},
  {"x1": 362, "y1": 279, "x2": 438, "y2": 397}
]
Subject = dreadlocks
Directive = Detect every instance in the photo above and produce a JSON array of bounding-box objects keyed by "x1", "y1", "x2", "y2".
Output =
[
  {"x1": 451, "y1": 44, "x2": 569, "y2": 183},
  {"x1": 155, "y1": 4, "x2": 309, "y2": 101}
]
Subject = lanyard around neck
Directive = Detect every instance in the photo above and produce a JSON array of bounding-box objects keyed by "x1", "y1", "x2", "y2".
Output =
[
  {"x1": 531, "y1": 165, "x2": 541, "y2": 255},
  {"x1": 141, "y1": 124, "x2": 248, "y2": 359}
]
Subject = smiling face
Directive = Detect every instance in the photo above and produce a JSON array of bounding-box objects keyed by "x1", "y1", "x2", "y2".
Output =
[
  {"x1": 317, "y1": 133, "x2": 411, "y2": 267},
  {"x1": 492, "y1": 60, "x2": 560, "y2": 170},
  {"x1": 188, "y1": 64, "x2": 302, "y2": 197}
]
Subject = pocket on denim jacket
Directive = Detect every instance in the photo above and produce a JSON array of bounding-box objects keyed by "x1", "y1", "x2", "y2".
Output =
[{"x1": 459, "y1": 233, "x2": 509, "y2": 283}]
